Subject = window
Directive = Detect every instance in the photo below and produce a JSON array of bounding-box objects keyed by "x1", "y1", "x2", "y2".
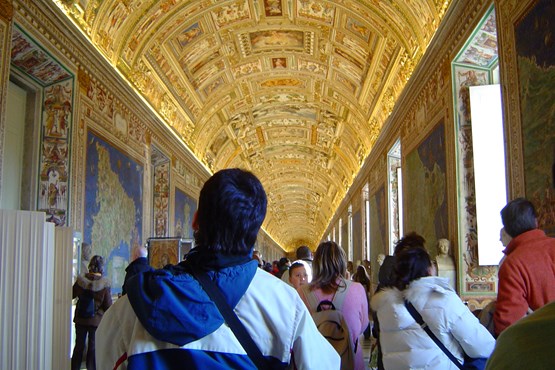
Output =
[
  {"x1": 363, "y1": 183, "x2": 371, "y2": 260},
  {"x1": 348, "y1": 205, "x2": 353, "y2": 261},
  {"x1": 452, "y1": 5, "x2": 504, "y2": 268},
  {"x1": 469, "y1": 84, "x2": 506, "y2": 265},
  {"x1": 387, "y1": 139, "x2": 402, "y2": 254}
]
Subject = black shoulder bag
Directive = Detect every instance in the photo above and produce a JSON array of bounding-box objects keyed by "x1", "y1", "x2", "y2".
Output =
[
  {"x1": 190, "y1": 267, "x2": 270, "y2": 369},
  {"x1": 404, "y1": 300, "x2": 487, "y2": 370}
]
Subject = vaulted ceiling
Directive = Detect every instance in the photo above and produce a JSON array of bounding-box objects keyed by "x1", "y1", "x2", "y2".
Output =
[{"x1": 55, "y1": 0, "x2": 452, "y2": 251}]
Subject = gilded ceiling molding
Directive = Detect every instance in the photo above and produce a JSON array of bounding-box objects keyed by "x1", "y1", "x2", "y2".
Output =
[
  {"x1": 401, "y1": 58, "x2": 451, "y2": 152},
  {"x1": 77, "y1": 68, "x2": 90, "y2": 93},
  {"x1": 495, "y1": 0, "x2": 526, "y2": 198},
  {"x1": 14, "y1": 0, "x2": 150, "y2": 121},
  {"x1": 329, "y1": 0, "x2": 489, "y2": 241},
  {"x1": 0, "y1": 0, "x2": 13, "y2": 22},
  {"x1": 47, "y1": 0, "x2": 456, "y2": 250},
  {"x1": 386, "y1": 0, "x2": 491, "y2": 150}
]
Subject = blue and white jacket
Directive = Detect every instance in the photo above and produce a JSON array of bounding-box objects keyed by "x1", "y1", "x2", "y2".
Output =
[{"x1": 96, "y1": 256, "x2": 340, "y2": 369}]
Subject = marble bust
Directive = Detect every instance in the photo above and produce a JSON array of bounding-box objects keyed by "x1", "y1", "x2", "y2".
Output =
[
  {"x1": 377, "y1": 253, "x2": 386, "y2": 266},
  {"x1": 435, "y1": 238, "x2": 456, "y2": 290}
]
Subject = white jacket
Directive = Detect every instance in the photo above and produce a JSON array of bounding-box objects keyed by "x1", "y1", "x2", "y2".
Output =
[
  {"x1": 97, "y1": 264, "x2": 340, "y2": 370},
  {"x1": 371, "y1": 276, "x2": 495, "y2": 370}
]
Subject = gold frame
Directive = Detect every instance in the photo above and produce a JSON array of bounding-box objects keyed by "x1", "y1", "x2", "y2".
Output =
[{"x1": 147, "y1": 237, "x2": 194, "y2": 269}]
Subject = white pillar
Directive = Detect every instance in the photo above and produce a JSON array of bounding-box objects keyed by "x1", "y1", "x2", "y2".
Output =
[
  {"x1": 53, "y1": 226, "x2": 73, "y2": 369},
  {"x1": 0, "y1": 210, "x2": 55, "y2": 370}
]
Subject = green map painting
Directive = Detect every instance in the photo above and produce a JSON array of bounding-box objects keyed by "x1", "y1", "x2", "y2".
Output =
[
  {"x1": 84, "y1": 132, "x2": 143, "y2": 293},
  {"x1": 405, "y1": 122, "x2": 448, "y2": 254},
  {"x1": 174, "y1": 187, "x2": 196, "y2": 239},
  {"x1": 515, "y1": 0, "x2": 555, "y2": 234}
]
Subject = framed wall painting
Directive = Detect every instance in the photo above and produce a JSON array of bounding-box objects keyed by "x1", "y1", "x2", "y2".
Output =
[
  {"x1": 514, "y1": 0, "x2": 555, "y2": 235},
  {"x1": 404, "y1": 120, "x2": 448, "y2": 256},
  {"x1": 147, "y1": 237, "x2": 194, "y2": 269},
  {"x1": 497, "y1": 0, "x2": 555, "y2": 235}
]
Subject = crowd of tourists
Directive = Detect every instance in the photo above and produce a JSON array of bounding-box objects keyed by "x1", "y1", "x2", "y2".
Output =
[{"x1": 70, "y1": 169, "x2": 555, "y2": 370}]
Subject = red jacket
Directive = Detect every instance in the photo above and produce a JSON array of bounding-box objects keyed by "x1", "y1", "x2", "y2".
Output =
[{"x1": 494, "y1": 229, "x2": 555, "y2": 335}]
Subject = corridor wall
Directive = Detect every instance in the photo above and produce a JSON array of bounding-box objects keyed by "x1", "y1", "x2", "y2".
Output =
[
  {"x1": 325, "y1": 0, "x2": 555, "y2": 309},
  {"x1": 0, "y1": 0, "x2": 285, "y2": 294}
]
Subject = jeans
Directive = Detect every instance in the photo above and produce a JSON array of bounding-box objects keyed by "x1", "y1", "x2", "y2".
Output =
[{"x1": 71, "y1": 324, "x2": 97, "y2": 370}]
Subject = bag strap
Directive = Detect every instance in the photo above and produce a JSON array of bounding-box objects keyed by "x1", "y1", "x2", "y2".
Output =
[
  {"x1": 302, "y1": 278, "x2": 353, "y2": 312},
  {"x1": 190, "y1": 267, "x2": 269, "y2": 369},
  {"x1": 404, "y1": 300, "x2": 463, "y2": 370},
  {"x1": 301, "y1": 284, "x2": 320, "y2": 311},
  {"x1": 331, "y1": 279, "x2": 352, "y2": 311}
]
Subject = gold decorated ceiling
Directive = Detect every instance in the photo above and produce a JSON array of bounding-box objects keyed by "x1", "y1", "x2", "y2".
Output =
[{"x1": 56, "y1": 0, "x2": 451, "y2": 251}]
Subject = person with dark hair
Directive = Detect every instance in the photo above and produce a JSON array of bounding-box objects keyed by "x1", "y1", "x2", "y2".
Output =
[
  {"x1": 298, "y1": 241, "x2": 369, "y2": 369},
  {"x1": 296, "y1": 245, "x2": 313, "y2": 263},
  {"x1": 71, "y1": 254, "x2": 112, "y2": 370},
  {"x1": 352, "y1": 265, "x2": 372, "y2": 340},
  {"x1": 371, "y1": 232, "x2": 428, "y2": 369},
  {"x1": 288, "y1": 261, "x2": 309, "y2": 289},
  {"x1": 394, "y1": 231, "x2": 427, "y2": 254},
  {"x1": 494, "y1": 197, "x2": 555, "y2": 335},
  {"x1": 371, "y1": 239, "x2": 495, "y2": 369},
  {"x1": 276, "y1": 257, "x2": 290, "y2": 278},
  {"x1": 271, "y1": 260, "x2": 280, "y2": 275},
  {"x1": 262, "y1": 261, "x2": 273, "y2": 273},
  {"x1": 346, "y1": 260, "x2": 354, "y2": 280},
  {"x1": 352, "y1": 265, "x2": 371, "y2": 292},
  {"x1": 376, "y1": 232, "x2": 427, "y2": 292},
  {"x1": 281, "y1": 245, "x2": 314, "y2": 283},
  {"x1": 362, "y1": 259, "x2": 371, "y2": 275},
  {"x1": 96, "y1": 168, "x2": 340, "y2": 369}
]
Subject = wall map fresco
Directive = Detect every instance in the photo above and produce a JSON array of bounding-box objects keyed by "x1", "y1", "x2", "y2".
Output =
[
  {"x1": 84, "y1": 132, "x2": 143, "y2": 293},
  {"x1": 174, "y1": 187, "x2": 196, "y2": 239}
]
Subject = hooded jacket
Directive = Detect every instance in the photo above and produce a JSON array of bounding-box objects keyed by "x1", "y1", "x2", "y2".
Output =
[
  {"x1": 371, "y1": 276, "x2": 495, "y2": 370},
  {"x1": 72, "y1": 272, "x2": 112, "y2": 327},
  {"x1": 96, "y1": 250, "x2": 340, "y2": 369},
  {"x1": 122, "y1": 257, "x2": 152, "y2": 295}
]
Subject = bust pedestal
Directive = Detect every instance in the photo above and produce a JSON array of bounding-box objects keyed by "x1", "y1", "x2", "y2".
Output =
[{"x1": 436, "y1": 255, "x2": 456, "y2": 291}]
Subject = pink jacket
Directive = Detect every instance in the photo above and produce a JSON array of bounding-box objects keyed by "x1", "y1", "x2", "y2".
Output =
[{"x1": 494, "y1": 229, "x2": 555, "y2": 335}]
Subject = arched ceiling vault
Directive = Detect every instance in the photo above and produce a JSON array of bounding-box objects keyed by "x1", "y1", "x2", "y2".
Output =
[{"x1": 56, "y1": 0, "x2": 452, "y2": 251}]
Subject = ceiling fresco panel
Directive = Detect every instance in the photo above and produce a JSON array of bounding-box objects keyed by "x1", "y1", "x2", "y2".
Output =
[{"x1": 53, "y1": 0, "x2": 453, "y2": 250}]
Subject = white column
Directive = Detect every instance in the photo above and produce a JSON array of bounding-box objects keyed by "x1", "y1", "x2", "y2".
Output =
[
  {"x1": 53, "y1": 226, "x2": 73, "y2": 369},
  {"x1": 0, "y1": 210, "x2": 55, "y2": 370}
]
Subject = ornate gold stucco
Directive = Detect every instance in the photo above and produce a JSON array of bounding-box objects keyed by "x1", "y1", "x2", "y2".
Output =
[{"x1": 51, "y1": 0, "x2": 452, "y2": 250}]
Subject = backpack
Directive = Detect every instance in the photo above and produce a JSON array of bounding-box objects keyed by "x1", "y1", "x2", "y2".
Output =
[
  {"x1": 76, "y1": 289, "x2": 96, "y2": 318},
  {"x1": 302, "y1": 280, "x2": 356, "y2": 370}
]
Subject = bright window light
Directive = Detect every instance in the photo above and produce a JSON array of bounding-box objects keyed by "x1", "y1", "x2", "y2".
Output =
[{"x1": 469, "y1": 84, "x2": 507, "y2": 265}]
